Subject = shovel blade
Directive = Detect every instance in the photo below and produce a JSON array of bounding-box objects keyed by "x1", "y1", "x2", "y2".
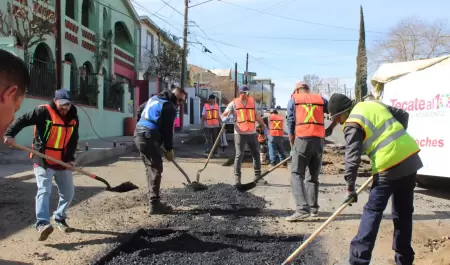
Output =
[
  {"x1": 185, "y1": 181, "x2": 209, "y2": 192},
  {"x1": 235, "y1": 182, "x2": 257, "y2": 192},
  {"x1": 107, "y1": 181, "x2": 139, "y2": 193}
]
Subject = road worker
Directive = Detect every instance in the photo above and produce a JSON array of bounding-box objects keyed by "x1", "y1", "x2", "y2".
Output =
[
  {"x1": 329, "y1": 93, "x2": 422, "y2": 265},
  {"x1": 221, "y1": 85, "x2": 267, "y2": 185},
  {"x1": 4, "y1": 89, "x2": 79, "y2": 241},
  {"x1": 286, "y1": 82, "x2": 336, "y2": 221},
  {"x1": 0, "y1": 49, "x2": 30, "y2": 136},
  {"x1": 135, "y1": 86, "x2": 187, "y2": 214},
  {"x1": 267, "y1": 109, "x2": 287, "y2": 167},
  {"x1": 201, "y1": 94, "x2": 221, "y2": 156}
]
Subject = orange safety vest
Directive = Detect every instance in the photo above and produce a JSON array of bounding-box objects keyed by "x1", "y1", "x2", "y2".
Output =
[
  {"x1": 29, "y1": 104, "x2": 77, "y2": 165},
  {"x1": 234, "y1": 97, "x2": 256, "y2": 132},
  {"x1": 204, "y1": 103, "x2": 219, "y2": 126},
  {"x1": 292, "y1": 93, "x2": 325, "y2": 138},
  {"x1": 269, "y1": 114, "x2": 284, "y2": 136}
]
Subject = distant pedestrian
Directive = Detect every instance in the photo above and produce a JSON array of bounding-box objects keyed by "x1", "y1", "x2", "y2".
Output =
[
  {"x1": 135, "y1": 86, "x2": 187, "y2": 214},
  {"x1": 267, "y1": 109, "x2": 287, "y2": 167},
  {"x1": 221, "y1": 85, "x2": 267, "y2": 185},
  {"x1": 0, "y1": 49, "x2": 30, "y2": 136},
  {"x1": 329, "y1": 93, "x2": 422, "y2": 265},
  {"x1": 4, "y1": 89, "x2": 79, "y2": 241},
  {"x1": 286, "y1": 82, "x2": 336, "y2": 221},
  {"x1": 201, "y1": 94, "x2": 221, "y2": 156}
]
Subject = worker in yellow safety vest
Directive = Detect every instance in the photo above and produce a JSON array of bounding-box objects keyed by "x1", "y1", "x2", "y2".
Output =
[
  {"x1": 201, "y1": 94, "x2": 221, "y2": 156},
  {"x1": 328, "y1": 93, "x2": 423, "y2": 265},
  {"x1": 221, "y1": 85, "x2": 267, "y2": 185}
]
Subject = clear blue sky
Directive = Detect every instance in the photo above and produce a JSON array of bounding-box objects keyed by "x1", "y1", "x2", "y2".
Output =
[{"x1": 133, "y1": 0, "x2": 449, "y2": 107}]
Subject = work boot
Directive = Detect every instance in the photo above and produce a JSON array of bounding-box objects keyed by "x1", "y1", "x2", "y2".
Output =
[
  {"x1": 150, "y1": 201, "x2": 173, "y2": 214},
  {"x1": 54, "y1": 218, "x2": 73, "y2": 233},
  {"x1": 285, "y1": 212, "x2": 310, "y2": 222},
  {"x1": 310, "y1": 209, "x2": 319, "y2": 217},
  {"x1": 36, "y1": 223, "x2": 54, "y2": 241}
]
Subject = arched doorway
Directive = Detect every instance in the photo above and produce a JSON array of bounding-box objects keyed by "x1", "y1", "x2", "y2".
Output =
[
  {"x1": 81, "y1": 0, "x2": 95, "y2": 29},
  {"x1": 64, "y1": 53, "x2": 78, "y2": 95},
  {"x1": 28, "y1": 42, "x2": 55, "y2": 97},
  {"x1": 79, "y1": 61, "x2": 98, "y2": 106},
  {"x1": 114, "y1": 21, "x2": 133, "y2": 53}
]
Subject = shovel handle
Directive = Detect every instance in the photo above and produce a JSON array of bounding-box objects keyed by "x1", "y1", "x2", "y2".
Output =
[
  {"x1": 171, "y1": 159, "x2": 192, "y2": 184},
  {"x1": 197, "y1": 124, "x2": 227, "y2": 182},
  {"x1": 281, "y1": 175, "x2": 374, "y2": 265},
  {"x1": 12, "y1": 143, "x2": 100, "y2": 180},
  {"x1": 252, "y1": 156, "x2": 292, "y2": 183}
]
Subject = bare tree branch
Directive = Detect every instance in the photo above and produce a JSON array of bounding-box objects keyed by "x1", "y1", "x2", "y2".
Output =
[{"x1": 145, "y1": 42, "x2": 183, "y2": 85}]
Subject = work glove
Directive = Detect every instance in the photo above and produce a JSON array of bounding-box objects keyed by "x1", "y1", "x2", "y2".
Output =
[
  {"x1": 221, "y1": 116, "x2": 229, "y2": 122},
  {"x1": 343, "y1": 185, "x2": 358, "y2": 206},
  {"x1": 164, "y1": 149, "x2": 174, "y2": 161}
]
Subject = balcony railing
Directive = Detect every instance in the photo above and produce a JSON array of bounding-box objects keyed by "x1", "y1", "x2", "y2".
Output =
[{"x1": 113, "y1": 45, "x2": 135, "y2": 70}]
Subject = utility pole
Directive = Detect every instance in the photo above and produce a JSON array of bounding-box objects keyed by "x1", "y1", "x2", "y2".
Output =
[
  {"x1": 180, "y1": 0, "x2": 189, "y2": 91},
  {"x1": 55, "y1": 0, "x2": 62, "y2": 90},
  {"x1": 344, "y1": 84, "x2": 347, "y2": 97},
  {"x1": 327, "y1": 84, "x2": 331, "y2": 98},
  {"x1": 261, "y1": 81, "x2": 264, "y2": 111},
  {"x1": 234, "y1": 62, "x2": 238, "y2": 97},
  {"x1": 245, "y1": 53, "x2": 249, "y2": 85}
]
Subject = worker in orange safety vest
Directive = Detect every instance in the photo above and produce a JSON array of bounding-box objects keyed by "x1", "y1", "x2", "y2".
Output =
[
  {"x1": 4, "y1": 89, "x2": 79, "y2": 241},
  {"x1": 285, "y1": 82, "x2": 337, "y2": 222},
  {"x1": 221, "y1": 85, "x2": 267, "y2": 185},
  {"x1": 267, "y1": 109, "x2": 287, "y2": 167},
  {"x1": 201, "y1": 94, "x2": 221, "y2": 156}
]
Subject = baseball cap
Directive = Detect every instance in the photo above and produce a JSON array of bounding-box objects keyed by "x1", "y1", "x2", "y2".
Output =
[
  {"x1": 55, "y1": 89, "x2": 72, "y2": 105},
  {"x1": 208, "y1": 94, "x2": 216, "y2": 100},
  {"x1": 238, "y1": 85, "x2": 250, "y2": 94}
]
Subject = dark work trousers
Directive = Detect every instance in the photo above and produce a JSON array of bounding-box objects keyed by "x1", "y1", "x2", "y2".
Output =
[
  {"x1": 268, "y1": 135, "x2": 287, "y2": 164},
  {"x1": 349, "y1": 173, "x2": 416, "y2": 265},
  {"x1": 133, "y1": 131, "x2": 163, "y2": 205},
  {"x1": 204, "y1": 127, "x2": 219, "y2": 154},
  {"x1": 234, "y1": 133, "x2": 261, "y2": 184},
  {"x1": 290, "y1": 137, "x2": 323, "y2": 214}
]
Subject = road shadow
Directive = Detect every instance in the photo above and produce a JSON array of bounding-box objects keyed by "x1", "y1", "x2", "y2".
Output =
[
  {"x1": 0, "y1": 177, "x2": 106, "y2": 241},
  {"x1": 416, "y1": 175, "x2": 450, "y2": 200},
  {"x1": 45, "y1": 229, "x2": 131, "y2": 251},
  {"x1": 0, "y1": 260, "x2": 32, "y2": 265}
]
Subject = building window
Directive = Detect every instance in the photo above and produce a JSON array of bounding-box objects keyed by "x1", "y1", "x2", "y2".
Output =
[{"x1": 146, "y1": 32, "x2": 154, "y2": 54}]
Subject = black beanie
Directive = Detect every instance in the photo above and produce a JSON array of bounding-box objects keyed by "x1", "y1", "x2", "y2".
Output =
[{"x1": 328, "y1": 93, "x2": 353, "y2": 117}]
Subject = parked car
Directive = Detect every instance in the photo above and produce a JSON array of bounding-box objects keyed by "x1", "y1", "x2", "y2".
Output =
[{"x1": 220, "y1": 106, "x2": 235, "y2": 133}]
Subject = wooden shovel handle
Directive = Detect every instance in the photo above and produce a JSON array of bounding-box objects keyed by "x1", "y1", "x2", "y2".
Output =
[
  {"x1": 12, "y1": 143, "x2": 97, "y2": 179},
  {"x1": 281, "y1": 175, "x2": 374, "y2": 264}
]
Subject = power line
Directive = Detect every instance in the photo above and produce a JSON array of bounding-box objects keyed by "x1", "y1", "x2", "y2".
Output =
[
  {"x1": 191, "y1": 43, "x2": 232, "y2": 68},
  {"x1": 157, "y1": 0, "x2": 184, "y2": 16},
  {"x1": 199, "y1": 33, "x2": 361, "y2": 42},
  {"x1": 217, "y1": 0, "x2": 388, "y2": 35},
  {"x1": 131, "y1": 0, "x2": 183, "y2": 33}
]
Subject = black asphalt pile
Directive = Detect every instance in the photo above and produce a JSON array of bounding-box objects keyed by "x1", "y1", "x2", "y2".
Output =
[
  {"x1": 101, "y1": 229, "x2": 306, "y2": 265},
  {"x1": 95, "y1": 184, "x2": 312, "y2": 265}
]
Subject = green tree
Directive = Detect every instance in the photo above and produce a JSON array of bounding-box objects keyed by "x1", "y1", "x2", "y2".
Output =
[
  {"x1": 146, "y1": 42, "x2": 183, "y2": 85},
  {"x1": 355, "y1": 5, "x2": 368, "y2": 102}
]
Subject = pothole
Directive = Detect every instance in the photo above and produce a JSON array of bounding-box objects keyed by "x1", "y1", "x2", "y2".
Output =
[{"x1": 95, "y1": 228, "x2": 307, "y2": 265}]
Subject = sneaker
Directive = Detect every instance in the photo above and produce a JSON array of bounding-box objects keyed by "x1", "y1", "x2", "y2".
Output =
[
  {"x1": 54, "y1": 218, "x2": 73, "y2": 233},
  {"x1": 150, "y1": 201, "x2": 173, "y2": 214},
  {"x1": 285, "y1": 212, "x2": 310, "y2": 222},
  {"x1": 36, "y1": 224, "x2": 54, "y2": 241},
  {"x1": 310, "y1": 209, "x2": 319, "y2": 217}
]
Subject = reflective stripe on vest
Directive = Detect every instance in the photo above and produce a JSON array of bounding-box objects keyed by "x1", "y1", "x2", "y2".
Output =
[
  {"x1": 269, "y1": 114, "x2": 284, "y2": 136},
  {"x1": 344, "y1": 101, "x2": 420, "y2": 173},
  {"x1": 30, "y1": 104, "x2": 77, "y2": 165},
  {"x1": 205, "y1": 103, "x2": 219, "y2": 126},
  {"x1": 292, "y1": 93, "x2": 325, "y2": 138},
  {"x1": 234, "y1": 97, "x2": 256, "y2": 132}
]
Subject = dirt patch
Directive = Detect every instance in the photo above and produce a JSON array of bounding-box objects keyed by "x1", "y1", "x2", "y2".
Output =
[{"x1": 97, "y1": 229, "x2": 306, "y2": 265}]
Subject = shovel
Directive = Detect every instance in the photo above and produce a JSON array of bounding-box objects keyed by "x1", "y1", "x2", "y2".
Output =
[
  {"x1": 12, "y1": 143, "x2": 138, "y2": 193},
  {"x1": 236, "y1": 156, "x2": 292, "y2": 192},
  {"x1": 195, "y1": 124, "x2": 226, "y2": 183},
  {"x1": 281, "y1": 175, "x2": 374, "y2": 264},
  {"x1": 170, "y1": 158, "x2": 208, "y2": 191}
]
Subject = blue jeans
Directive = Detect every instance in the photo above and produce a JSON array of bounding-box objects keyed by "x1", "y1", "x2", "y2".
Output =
[
  {"x1": 349, "y1": 173, "x2": 416, "y2": 265},
  {"x1": 34, "y1": 166, "x2": 75, "y2": 227},
  {"x1": 268, "y1": 136, "x2": 286, "y2": 164}
]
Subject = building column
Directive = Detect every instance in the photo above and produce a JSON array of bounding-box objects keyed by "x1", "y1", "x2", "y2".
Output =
[
  {"x1": 62, "y1": 61, "x2": 71, "y2": 90},
  {"x1": 97, "y1": 74, "x2": 104, "y2": 109},
  {"x1": 122, "y1": 83, "x2": 132, "y2": 115}
]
